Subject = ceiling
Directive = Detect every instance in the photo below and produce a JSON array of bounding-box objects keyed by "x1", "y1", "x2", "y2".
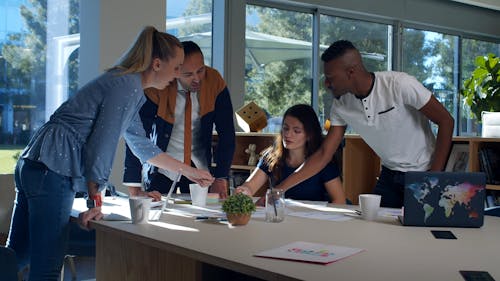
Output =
[{"x1": 450, "y1": 0, "x2": 500, "y2": 11}]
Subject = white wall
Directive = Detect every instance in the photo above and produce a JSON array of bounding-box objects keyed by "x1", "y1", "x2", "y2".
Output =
[{"x1": 79, "y1": 0, "x2": 165, "y2": 192}]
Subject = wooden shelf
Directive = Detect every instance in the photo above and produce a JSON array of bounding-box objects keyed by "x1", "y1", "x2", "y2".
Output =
[
  {"x1": 212, "y1": 132, "x2": 275, "y2": 167},
  {"x1": 230, "y1": 164, "x2": 255, "y2": 171},
  {"x1": 486, "y1": 184, "x2": 500, "y2": 191},
  {"x1": 218, "y1": 133, "x2": 500, "y2": 203},
  {"x1": 342, "y1": 135, "x2": 500, "y2": 204}
]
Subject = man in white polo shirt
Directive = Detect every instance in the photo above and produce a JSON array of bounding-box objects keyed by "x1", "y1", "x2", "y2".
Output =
[{"x1": 275, "y1": 40, "x2": 454, "y2": 208}]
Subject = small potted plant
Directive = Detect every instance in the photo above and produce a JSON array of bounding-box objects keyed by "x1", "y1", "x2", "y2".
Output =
[
  {"x1": 222, "y1": 193, "x2": 256, "y2": 226},
  {"x1": 461, "y1": 53, "x2": 500, "y2": 131}
]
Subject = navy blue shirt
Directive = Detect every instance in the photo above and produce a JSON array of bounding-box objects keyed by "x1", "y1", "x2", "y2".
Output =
[{"x1": 257, "y1": 156, "x2": 341, "y2": 202}]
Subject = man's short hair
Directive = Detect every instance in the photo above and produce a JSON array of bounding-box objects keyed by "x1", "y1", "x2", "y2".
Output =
[
  {"x1": 321, "y1": 40, "x2": 357, "y2": 63},
  {"x1": 181, "y1": 41, "x2": 203, "y2": 57}
]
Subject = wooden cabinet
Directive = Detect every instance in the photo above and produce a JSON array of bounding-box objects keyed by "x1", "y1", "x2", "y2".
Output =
[
  {"x1": 212, "y1": 132, "x2": 275, "y2": 168},
  {"x1": 343, "y1": 135, "x2": 500, "y2": 204},
  {"x1": 465, "y1": 137, "x2": 500, "y2": 191},
  {"x1": 212, "y1": 132, "x2": 275, "y2": 196},
  {"x1": 342, "y1": 135, "x2": 380, "y2": 204},
  {"x1": 216, "y1": 133, "x2": 500, "y2": 204}
]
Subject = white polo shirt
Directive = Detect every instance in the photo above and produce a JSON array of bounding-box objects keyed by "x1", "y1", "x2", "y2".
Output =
[{"x1": 330, "y1": 71, "x2": 436, "y2": 172}]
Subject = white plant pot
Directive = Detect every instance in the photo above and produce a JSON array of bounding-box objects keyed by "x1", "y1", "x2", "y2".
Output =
[{"x1": 481, "y1": 111, "x2": 500, "y2": 138}]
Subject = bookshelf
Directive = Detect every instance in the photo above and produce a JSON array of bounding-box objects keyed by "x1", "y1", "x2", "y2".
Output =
[
  {"x1": 466, "y1": 137, "x2": 500, "y2": 191},
  {"x1": 214, "y1": 133, "x2": 500, "y2": 203},
  {"x1": 343, "y1": 135, "x2": 500, "y2": 203}
]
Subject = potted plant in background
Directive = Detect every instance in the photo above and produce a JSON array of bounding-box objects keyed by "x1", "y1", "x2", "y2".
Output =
[
  {"x1": 222, "y1": 193, "x2": 256, "y2": 226},
  {"x1": 461, "y1": 53, "x2": 500, "y2": 137}
]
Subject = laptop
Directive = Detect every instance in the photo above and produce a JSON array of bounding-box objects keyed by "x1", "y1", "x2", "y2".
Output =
[{"x1": 400, "y1": 171, "x2": 486, "y2": 228}]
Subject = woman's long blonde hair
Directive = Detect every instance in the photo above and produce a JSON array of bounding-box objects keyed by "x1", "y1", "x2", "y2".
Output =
[{"x1": 110, "y1": 26, "x2": 182, "y2": 74}]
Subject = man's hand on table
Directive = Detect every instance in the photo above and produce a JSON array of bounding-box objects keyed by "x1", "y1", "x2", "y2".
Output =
[{"x1": 209, "y1": 178, "x2": 228, "y2": 199}]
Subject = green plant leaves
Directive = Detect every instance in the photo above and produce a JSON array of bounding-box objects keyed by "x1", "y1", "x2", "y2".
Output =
[
  {"x1": 461, "y1": 53, "x2": 500, "y2": 121},
  {"x1": 222, "y1": 193, "x2": 256, "y2": 214}
]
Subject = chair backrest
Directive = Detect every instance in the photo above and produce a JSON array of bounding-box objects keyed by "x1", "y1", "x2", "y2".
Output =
[
  {"x1": 0, "y1": 246, "x2": 19, "y2": 281},
  {"x1": 66, "y1": 221, "x2": 96, "y2": 257},
  {"x1": 0, "y1": 174, "x2": 15, "y2": 237}
]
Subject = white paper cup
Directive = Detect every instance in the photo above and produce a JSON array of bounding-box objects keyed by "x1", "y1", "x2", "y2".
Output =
[
  {"x1": 189, "y1": 184, "x2": 208, "y2": 207},
  {"x1": 129, "y1": 197, "x2": 152, "y2": 224},
  {"x1": 358, "y1": 194, "x2": 381, "y2": 221}
]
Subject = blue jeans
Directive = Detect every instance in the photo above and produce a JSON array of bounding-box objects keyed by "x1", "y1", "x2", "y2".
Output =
[
  {"x1": 373, "y1": 166, "x2": 406, "y2": 208},
  {"x1": 7, "y1": 158, "x2": 76, "y2": 281}
]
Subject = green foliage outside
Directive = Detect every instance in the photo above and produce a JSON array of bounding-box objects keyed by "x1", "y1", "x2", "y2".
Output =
[
  {"x1": 461, "y1": 53, "x2": 500, "y2": 121},
  {"x1": 0, "y1": 147, "x2": 23, "y2": 174},
  {"x1": 222, "y1": 193, "x2": 256, "y2": 215}
]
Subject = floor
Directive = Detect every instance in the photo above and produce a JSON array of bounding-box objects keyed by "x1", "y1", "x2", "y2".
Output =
[{"x1": 16, "y1": 256, "x2": 96, "y2": 281}]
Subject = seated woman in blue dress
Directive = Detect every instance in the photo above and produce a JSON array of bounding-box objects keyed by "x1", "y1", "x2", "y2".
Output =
[{"x1": 236, "y1": 104, "x2": 346, "y2": 204}]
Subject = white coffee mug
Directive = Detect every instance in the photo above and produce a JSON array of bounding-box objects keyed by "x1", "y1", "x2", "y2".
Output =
[
  {"x1": 189, "y1": 184, "x2": 208, "y2": 207},
  {"x1": 358, "y1": 194, "x2": 381, "y2": 221},
  {"x1": 129, "y1": 197, "x2": 152, "y2": 224}
]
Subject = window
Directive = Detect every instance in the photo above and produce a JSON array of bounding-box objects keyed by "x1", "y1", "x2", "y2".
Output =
[
  {"x1": 319, "y1": 15, "x2": 391, "y2": 127},
  {"x1": 245, "y1": 5, "x2": 313, "y2": 133},
  {"x1": 0, "y1": 0, "x2": 79, "y2": 173},
  {"x1": 460, "y1": 38, "x2": 500, "y2": 135},
  {"x1": 402, "y1": 28, "x2": 459, "y2": 134},
  {"x1": 166, "y1": 0, "x2": 213, "y2": 66},
  {"x1": 401, "y1": 28, "x2": 500, "y2": 136}
]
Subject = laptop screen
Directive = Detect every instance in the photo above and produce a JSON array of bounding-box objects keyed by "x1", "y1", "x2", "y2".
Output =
[{"x1": 403, "y1": 172, "x2": 486, "y2": 227}]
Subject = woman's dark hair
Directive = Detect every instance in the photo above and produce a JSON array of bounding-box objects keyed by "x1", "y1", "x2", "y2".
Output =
[{"x1": 264, "y1": 104, "x2": 323, "y2": 182}]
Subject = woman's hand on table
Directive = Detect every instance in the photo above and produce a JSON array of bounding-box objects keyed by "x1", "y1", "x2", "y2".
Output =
[
  {"x1": 145, "y1": 190, "x2": 162, "y2": 201},
  {"x1": 255, "y1": 196, "x2": 265, "y2": 207},
  {"x1": 210, "y1": 178, "x2": 228, "y2": 199},
  {"x1": 235, "y1": 185, "x2": 252, "y2": 196},
  {"x1": 78, "y1": 207, "x2": 104, "y2": 230},
  {"x1": 128, "y1": 186, "x2": 162, "y2": 201}
]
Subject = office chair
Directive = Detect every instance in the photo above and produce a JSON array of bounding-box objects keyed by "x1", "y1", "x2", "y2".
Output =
[
  {"x1": 62, "y1": 183, "x2": 126, "y2": 280},
  {"x1": 62, "y1": 221, "x2": 96, "y2": 280}
]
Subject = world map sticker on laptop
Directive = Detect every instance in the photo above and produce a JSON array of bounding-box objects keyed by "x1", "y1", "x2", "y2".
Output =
[{"x1": 403, "y1": 172, "x2": 486, "y2": 227}]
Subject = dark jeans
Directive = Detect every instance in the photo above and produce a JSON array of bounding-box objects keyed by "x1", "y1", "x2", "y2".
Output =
[
  {"x1": 373, "y1": 166, "x2": 406, "y2": 208},
  {"x1": 7, "y1": 158, "x2": 76, "y2": 281}
]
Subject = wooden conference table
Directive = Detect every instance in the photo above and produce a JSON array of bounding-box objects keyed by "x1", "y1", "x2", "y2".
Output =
[{"x1": 74, "y1": 197, "x2": 500, "y2": 281}]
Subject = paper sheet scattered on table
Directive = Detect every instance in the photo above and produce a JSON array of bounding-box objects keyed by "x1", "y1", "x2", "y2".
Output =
[
  {"x1": 287, "y1": 211, "x2": 352, "y2": 221},
  {"x1": 254, "y1": 241, "x2": 364, "y2": 264}
]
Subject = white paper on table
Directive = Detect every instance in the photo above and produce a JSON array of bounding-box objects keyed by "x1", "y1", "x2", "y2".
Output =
[
  {"x1": 287, "y1": 211, "x2": 352, "y2": 221},
  {"x1": 254, "y1": 241, "x2": 364, "y2": 264},
  {"x1": 251, "y1": 207, "x2": 266, "y2": 219}
]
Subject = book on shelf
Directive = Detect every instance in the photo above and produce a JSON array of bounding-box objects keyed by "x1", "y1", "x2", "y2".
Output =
[
  {"x1": 479, "y1": 147, "x2": 500, "y2": 185},
  {"x1": 485, "y1": 190, "x2": 500, "y2": 208},
  {"x1": 445, "y1": 144, "x2": 469, "y2": 172}
]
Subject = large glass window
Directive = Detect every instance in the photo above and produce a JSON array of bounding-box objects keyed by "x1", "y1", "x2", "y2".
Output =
[
  {"x1": 460, "y1": 38, "x2": 500, "y2": 135},
  {"x1": 401, "y1": 28, "x2": 500, "y2": 136},
  {"x1": 402, "y1": 28, "x2": 459, "y2": 134},
  {"x1": 245, "y1": 5, "x2": 313, "y2": 133},
  {"x1": 319, "y1": 15, "x2": 391, "y2": 127},
  {"x1": 166, "y1": 0, "x2": 213, "y2": 66},
  {"x1": 0, "y1": 0, "x2": 79, "y2": 173}
]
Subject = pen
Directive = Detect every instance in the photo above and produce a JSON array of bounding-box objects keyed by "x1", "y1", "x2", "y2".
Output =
[
  {"x1": 195, "y1": 216, "x2": 227, "y2": 222},
  {"x1": 268, "y1": 177, "x2": 278, "y2": 217}
]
